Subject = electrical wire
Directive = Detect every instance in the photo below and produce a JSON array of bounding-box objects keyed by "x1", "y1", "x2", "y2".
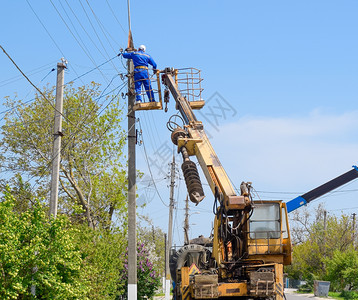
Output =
[
  {"x1": 0, "y1": 63, "x2": 56, "y2": 88},
  {"x1": 63, "y1": 0, "x2": 113, "y2": 62},
  {"x1": 105, "y1": 0, "x2": 127, "y2": 35},
  {"x1": 26, "y1": 0, "x2": 97, "y2": 90},
  {"x1": 9, "y1": 81, "x2": 127, "y2": 193},
  {"x1": 0, "y1": 66, "x2": 55, "y2": 122},
  {"x1": 138, "y1": 118, "x2": 169, "y2": 208},
  {"x1": 0, "y1": 55, "x2": 121, "y2": 126},
  {"x1": 65, "y1": 54, "x2": 122, "y2": 84},
  {"x1": 84, "y1": 0, "x2": 121, "y2": 50},
  {"x1": 25, "y1": 0, "x2": 65, "y2": 58},
  {"x1": 49, "y1": 0, "x2": 110, "y2": 83},
  {"x1": 63, "y1": 0, "x2": 122, "y2": 73},
  {"x1": 77, "y1": 0, "x2": 116, "y2": 79},
  {"x1": 0, "y1": 45, "x2": 75, "y2": 126}
]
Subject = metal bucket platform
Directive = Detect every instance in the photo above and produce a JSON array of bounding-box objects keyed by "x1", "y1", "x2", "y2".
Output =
[
  {"x1": 133, "y1": 101, "x2": 162, "y2": 111},
  {"x1": 189, "y1": 100, "x2": 205, "y2": 110}
]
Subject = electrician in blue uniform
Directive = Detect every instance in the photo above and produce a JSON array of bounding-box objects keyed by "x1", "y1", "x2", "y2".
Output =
[{"x1": 122, "y1": 45, "x2": 157, "y2": 104}]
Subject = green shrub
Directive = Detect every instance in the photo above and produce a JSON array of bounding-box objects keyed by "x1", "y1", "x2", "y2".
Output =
[{"x1": 340, "y1": 291, "x2": 358, "y2": 300}]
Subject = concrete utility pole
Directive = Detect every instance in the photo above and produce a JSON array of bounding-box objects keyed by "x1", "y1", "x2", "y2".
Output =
[
  {"x1": 49, "y1": 61, "x2": 66, "y2": 218},
  {"x1": 164, "y1": 232, "x2": 167, "y2": 292},
  {"x1": 184, "y1": 195, "x2": 189, "y2": 245},
  {"x1": 126, "y1": 0, "x2": 137, "y2": 298},
  {"x1": 165, "y1": 155, "x2": 176, "y2": 300}
]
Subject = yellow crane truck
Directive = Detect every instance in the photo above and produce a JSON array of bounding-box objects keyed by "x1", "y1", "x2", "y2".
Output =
[
  {"x1": 159, "y1": 68, "x2": 292, "y2": 300},
  {"x1": 135, "y1": 67, "x2": 358, "y2": 299}
]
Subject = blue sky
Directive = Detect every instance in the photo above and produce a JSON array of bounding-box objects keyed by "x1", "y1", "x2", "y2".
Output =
[{"x1": 1, "y1": 0, "x2": 358, "y2": 245}]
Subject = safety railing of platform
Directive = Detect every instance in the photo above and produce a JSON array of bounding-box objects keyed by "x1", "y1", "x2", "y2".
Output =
[
  {"x1": 175, "y1": 68, "x2": 203, "y2": 103},
  {"x1": 134, "y1": 70, "x2": 162, "y2": 103}
]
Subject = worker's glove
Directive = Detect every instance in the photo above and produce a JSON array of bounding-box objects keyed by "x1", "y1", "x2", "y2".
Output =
[{"x1": 153, "y1": 69, "x2": 157, "y2": 75}]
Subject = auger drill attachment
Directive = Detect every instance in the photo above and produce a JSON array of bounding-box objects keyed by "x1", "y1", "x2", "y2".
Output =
[
  {"x1": 171, "y1": 127, "x2": 205, "y2": 205},
  {"x1": 180, "y1": 147, "x2": 205, "y2": 204}
]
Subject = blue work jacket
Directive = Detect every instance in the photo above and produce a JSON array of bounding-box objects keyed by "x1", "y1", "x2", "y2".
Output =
[{"x1": 122, "y1": 50, "x2": 157, "y2": 69}]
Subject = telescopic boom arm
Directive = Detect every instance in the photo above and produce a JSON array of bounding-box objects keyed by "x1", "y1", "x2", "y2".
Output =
[{"x1": 286, "y1": 165, "x2": 358, "y2": 213}]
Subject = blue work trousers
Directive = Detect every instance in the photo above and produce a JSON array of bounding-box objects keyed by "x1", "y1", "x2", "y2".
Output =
[{"x1": 134, "y1": 70, "x2": 155, "y2": 102}]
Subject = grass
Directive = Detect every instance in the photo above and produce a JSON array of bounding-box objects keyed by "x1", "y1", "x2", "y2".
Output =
[
  {"x1": 328, "y1": 292, "x2": 345, "y2": 300},
  {"x1": 296, "y1": 291, "x2": 357, "y2": 300},
  {"x1": 155, "y1": 292, "x2": 172, "y2": 296}
]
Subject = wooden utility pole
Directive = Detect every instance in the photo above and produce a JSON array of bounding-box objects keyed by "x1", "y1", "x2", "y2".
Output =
[
  {"x1": 126, "y1": 0, "x2": 137, "y2": 298},
  {"x1": 49, "y1": 61, "x2": 66, "y2": 218},
  {"x1": 165, "y1": 155, "x2": 176, "y2": 300}
]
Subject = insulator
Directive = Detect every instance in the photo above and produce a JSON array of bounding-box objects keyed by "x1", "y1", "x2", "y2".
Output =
[{"x1": 182, "y1": 160, "x2": 205, "y2": 204}]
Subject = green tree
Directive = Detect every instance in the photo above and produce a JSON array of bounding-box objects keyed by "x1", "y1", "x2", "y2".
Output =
[
  {"x1": 0, "y1": 190, "x2": 88, "y2": 299},
  {"x1": 73, "y1": 224, "x2": 127, "y2": 299},
  {"x1": 138, "y1": 221, "x2": 166, "y2": 277},
  {"x1": 1, "y1": 82, "x2": 127, "y2": 229},
  {"x1": 120, "y1": 243, "x2": 161, "y2": 299},
  {"x1": 287, "y1": 205, "x2": 355, "y2": 287},
  {"x1": 325, "y1": 247, "x2": 358, "y2": 291}
]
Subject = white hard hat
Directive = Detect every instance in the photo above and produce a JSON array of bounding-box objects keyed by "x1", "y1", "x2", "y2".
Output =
[{"x1": 138, "y1": 45, "x2": 146, "y2": 51}]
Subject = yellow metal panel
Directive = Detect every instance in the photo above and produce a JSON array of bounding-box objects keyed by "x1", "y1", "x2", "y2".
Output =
[
  {"x1": 282, "y1": 202, "x2": 293, "y2": 265},
  {"x1": 155, "y1": 71, "x2": 162, "y2": 104},
  {"x1": 189, "y1": 100, "x2": 205, "y2": 110},
  {"x1": 246, "y1": 255, "x2": 284, "y2": 265},
  {"x1": 212, "y1": 216, "x2": 221, "y2": 266},
  {"x1": 180, "y1": 266, "x2": 191, "y2": 300},
  {"x1": 247, "y1": 239, "x2": 283, "y2": 255},
  {"x1": 182, "y1": 285, "x2": 191, "y2": 300},
  {"x1": 187, "y1": 127, "x2": 238, "y2": 210},
  {"x1": 181, "y1": 267, "x2": 190, "y2": 286},
  {"x1": 177, "y1": 137, "x2": 202, "y2": 156},
  {"x1": 218, "y1": 282, "x2": 248, "y2": 297},
  {"x1": 275, "y1": 263, "x2": 285, "y2": 300}
]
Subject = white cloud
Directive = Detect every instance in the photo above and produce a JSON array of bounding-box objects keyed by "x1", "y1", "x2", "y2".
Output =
[{"x1": 209, "y1": 110, "x2": 358, "y2": 192}]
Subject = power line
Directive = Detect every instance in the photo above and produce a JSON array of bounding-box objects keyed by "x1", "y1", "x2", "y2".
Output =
[
  {"x1": 1, "y1": 79, "x2": 127, "y2": 194},
  {"x1": 84, "y1": 0, "x2": 121, "y2": 51},
  {"x1": 57, "y1": 0, "x2": 101, "y2": 66},
  {"x1": 49, "y1": 0, "x2": 110, "y2": 83},
  {"x1": 0, "y1": 55, "x2": 120, "y2": 121},
  {"x1": 28, "y1": 81, "x2": 128, "y2": 193},
  {"x1": 62, "y1": 0, "x2": 121, "y2": 73},
  {"x1": 63, "y1": 0, "x2": 106, "y2": 60},
  {"x1": 26, "y1": 0, "x2": 94, "y2": 88},
  {"x1": 0, "y1": 62, "x2": 56, "y2": 88},
  {"x1": 138, "y1": 118, "x2": 169, "y2": 208},
  {"x1": 25, "y1": 0, "x2": 66, "y2": 57},
  {"x1": 328, "y1": 206, "x2": 358, "y2": 212},
  {"x1": 1, "y1": 117, "x2": 52, "y2": 129},
  {"x1": 77, "y1": 0, "x2": 117, "y2": 78},
  {"x1": 0, "y1": 45, "x2": 73, "y2": 125},
  {"x1": 66, "y1": 55, "x2": 122, "y2": 85},
  {"x1": 105, "y1": 0, "x2": 127, "y2": 34}
]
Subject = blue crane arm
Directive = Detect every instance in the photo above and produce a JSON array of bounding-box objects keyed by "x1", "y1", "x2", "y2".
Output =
[{"x1": 286, "y1": 165, "x2": 358, "y2": 213}]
